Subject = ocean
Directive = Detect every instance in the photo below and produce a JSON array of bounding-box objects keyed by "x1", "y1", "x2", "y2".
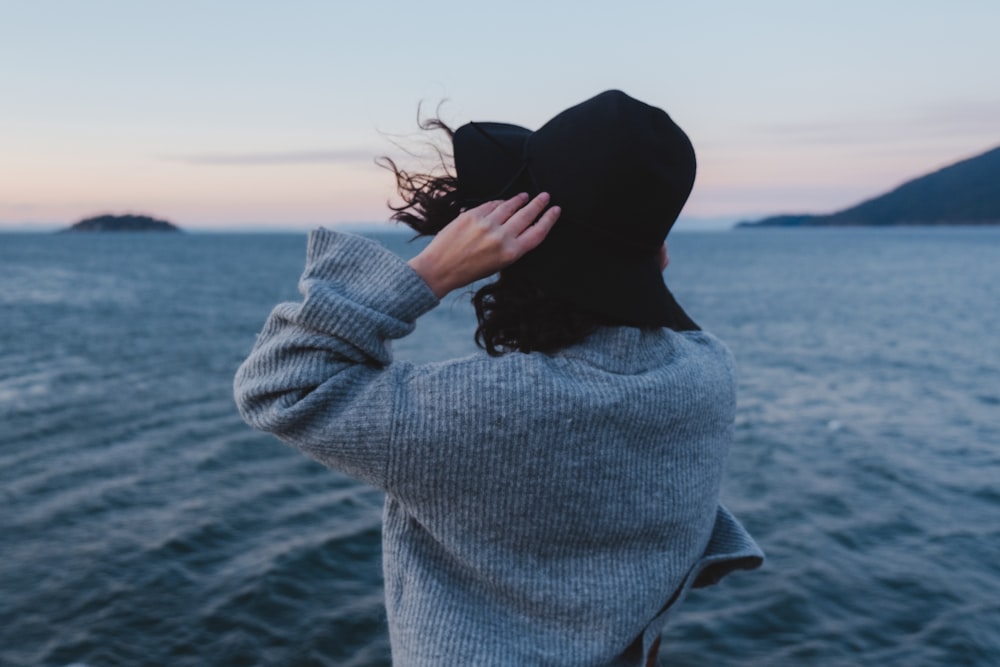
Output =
[{"x1": 1, "y1": 227, "x2": 998, "y2": 666}]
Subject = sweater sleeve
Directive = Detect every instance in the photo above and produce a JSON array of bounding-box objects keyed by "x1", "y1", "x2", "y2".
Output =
[{"x1": 233, "y1": 228, "x2": 440, "y2": 489}]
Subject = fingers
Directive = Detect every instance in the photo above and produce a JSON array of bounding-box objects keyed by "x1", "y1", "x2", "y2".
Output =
[
  {"x1": 465, "y1": 192, "x2": 560, "y2": 259},
  {"x1": 412, "y1": 192, "x2": 560, "y2": 296},
  {"x1": 515, "y1": 204, "x2": 560, "y2": 251},
  {"x1": 478, "y1": 192, "x2": 553, "y2": 234},
  {"x1": 487, "y1": 192, "x2": 531, "y2": 223},
  {"x1": 501, "y1": 192, "x2": 551, "y2": 236},
  {"x1": 487, "y1": 192, "x2": 560, "y2": 256},
  {"x1": 467, "y1": 199, "x2": 505, "y2": 217}
]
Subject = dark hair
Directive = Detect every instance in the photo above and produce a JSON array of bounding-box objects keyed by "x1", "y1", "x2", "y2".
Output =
[
  {"x1": 377, "y1": 118, "x2": 464, "y2": 236},
  {"x1": 378, "y1": 117, "x2": 615, "y2": 356}
]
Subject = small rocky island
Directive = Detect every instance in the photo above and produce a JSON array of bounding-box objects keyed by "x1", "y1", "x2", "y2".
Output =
[{"x1": 61, "y1": 214, "x2": 181, "y2": 233}]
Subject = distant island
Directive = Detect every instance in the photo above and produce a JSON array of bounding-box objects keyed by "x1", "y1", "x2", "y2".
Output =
[
  {"x1": 61, "y1": 214, "x2": 181, "y2": 233},
  {"x1": 738, "y1": 144, "x2": 1000, "y2": 227}
]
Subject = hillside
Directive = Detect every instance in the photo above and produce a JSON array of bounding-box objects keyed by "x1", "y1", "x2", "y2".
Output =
[{"x1": 738, "y1": 145, "x2": 1000, "y2": 227}]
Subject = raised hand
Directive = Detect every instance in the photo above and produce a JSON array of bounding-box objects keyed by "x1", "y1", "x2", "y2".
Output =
[{"x1": 407, "y1": 192, "x2": 561, "y2": 298}]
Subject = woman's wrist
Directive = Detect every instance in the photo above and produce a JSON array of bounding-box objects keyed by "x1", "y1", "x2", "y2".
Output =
[{"x1": 407, "y1": 253, "x2": 453, "y2": 299}]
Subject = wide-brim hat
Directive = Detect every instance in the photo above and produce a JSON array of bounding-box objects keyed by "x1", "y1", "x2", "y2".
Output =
[{"x1": 453, "y1": 89, "x2": 699, "y2": 330}]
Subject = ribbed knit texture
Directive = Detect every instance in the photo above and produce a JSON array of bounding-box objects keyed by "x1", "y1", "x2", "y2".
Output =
[{"x1": 234, "y1": 229, "x2": 763, "y2": 666}]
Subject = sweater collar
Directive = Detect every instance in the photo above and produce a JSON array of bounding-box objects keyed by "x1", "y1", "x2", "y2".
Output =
[{"x1": 553, "y1": 326, "x2": 688, "y2": 373}]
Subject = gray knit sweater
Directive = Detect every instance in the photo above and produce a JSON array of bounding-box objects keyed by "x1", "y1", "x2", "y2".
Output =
[{"x1": 234, "y1": 229, "x2": 763, "y2": 666}]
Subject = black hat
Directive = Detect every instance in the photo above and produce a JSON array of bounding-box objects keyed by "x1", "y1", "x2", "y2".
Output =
[{"x1": 453, "y1": 89, "x2": 699, "y2": 330}]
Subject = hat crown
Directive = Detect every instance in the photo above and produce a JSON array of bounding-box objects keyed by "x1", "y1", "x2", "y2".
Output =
[{"x1": 526, "y1": 90, "x2": 696, "y2": 249}]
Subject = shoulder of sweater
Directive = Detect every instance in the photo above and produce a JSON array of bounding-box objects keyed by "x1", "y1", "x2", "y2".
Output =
[{"x1": 402, "y1": 348, "x2": 541, "y2": 379}]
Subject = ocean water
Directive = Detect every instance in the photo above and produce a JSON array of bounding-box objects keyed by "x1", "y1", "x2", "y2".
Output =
[{"x1": 1, "y1": 227, "x2": 998, "y2": 666}]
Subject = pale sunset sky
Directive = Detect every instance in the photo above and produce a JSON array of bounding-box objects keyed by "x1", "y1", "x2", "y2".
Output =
[{"x1": 2, "y1": 0, "x2": 998, "y2": 231}]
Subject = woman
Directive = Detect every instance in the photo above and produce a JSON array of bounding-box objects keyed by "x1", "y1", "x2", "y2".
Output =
[{"x1": 234, "y1": 90, "x2": 763, "y2": 666}]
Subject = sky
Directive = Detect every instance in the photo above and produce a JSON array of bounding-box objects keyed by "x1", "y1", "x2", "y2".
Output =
[{"x1": 2, "y1": 0, "x2": 998, "y2": 231}]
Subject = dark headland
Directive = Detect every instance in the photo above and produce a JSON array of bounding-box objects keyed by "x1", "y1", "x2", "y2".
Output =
[
  {"x1": 60, "y1": 214, "x2": 181, "y2": 233},
  {"x1": 738, "y1": 144, "x2": 1000, "y2": 227}
]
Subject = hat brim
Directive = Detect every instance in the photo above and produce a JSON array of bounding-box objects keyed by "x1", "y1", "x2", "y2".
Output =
[{"x1": 453, "y1": 122, "x2": 533, "y2": 204}]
